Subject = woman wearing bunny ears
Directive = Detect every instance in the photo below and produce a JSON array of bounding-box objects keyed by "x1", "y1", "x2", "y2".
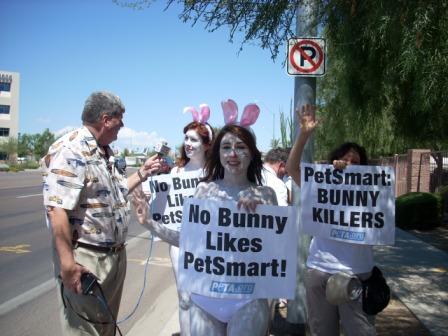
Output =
[
  {"x1": 132, "y1": 104, "x2": 214, "y2": 336},
  {"x1": 169, "y1": 104, "x2": 214, "y2": 335},
  {"x1": 174, "y1": 104, "x2": 214, "y2": 173},
  {"x1": 132, "y1": 100, "x2": 276, "y2": 335},
  {"x1": 187, "y1": 99, "x2": 278, "y2": 335}
]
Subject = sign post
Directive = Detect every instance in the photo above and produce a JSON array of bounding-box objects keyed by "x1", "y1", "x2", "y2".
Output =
[
  {"x1": 287, "y1": 38, "x2": 326, "y2": 77},
  {"x1": 287, "y1": 3, "x2": 320, "y2": 326}
]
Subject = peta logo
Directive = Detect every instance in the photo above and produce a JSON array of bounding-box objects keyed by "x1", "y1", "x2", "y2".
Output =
[
  {"x1": 331, "y1": 229, "x2": 365, "y2": 242},
  {"x1": 210, "y1": 281, "x2": 255, "y2": 294}
]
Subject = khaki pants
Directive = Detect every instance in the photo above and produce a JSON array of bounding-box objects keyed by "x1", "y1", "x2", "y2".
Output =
[
  {"x1": 53, "y1": 246, "x2": 127, "y2": 336},
  {"x1": 304, "y1": 268, "x2": 375, "y2": 336}
]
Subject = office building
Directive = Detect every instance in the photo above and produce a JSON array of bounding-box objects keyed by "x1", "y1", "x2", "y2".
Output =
[{"x1": 0, "y1": 70, "x2": 20, "y2": 160}]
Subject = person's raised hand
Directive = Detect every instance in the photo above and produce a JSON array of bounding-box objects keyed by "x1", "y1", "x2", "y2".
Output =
[{"x1": 297, "y1": 104, "x2": 318, "y2": 135}]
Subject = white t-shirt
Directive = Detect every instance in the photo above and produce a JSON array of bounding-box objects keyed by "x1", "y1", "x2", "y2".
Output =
[
  {"x1": 168, "y1": 166, "x2": 204, "y2": 279},
  {"x1": 307, "y1": 236, "x2": 374, "y2": 274},
  {"x1": 261, "y1": 165, "x2": 288, "y2": 206}
]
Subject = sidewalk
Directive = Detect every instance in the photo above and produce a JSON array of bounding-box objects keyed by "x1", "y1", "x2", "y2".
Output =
[
  {"x1": 127, "y1": 280, "x2": 179, "y2": 336},
  {"x1": 374, "y1": 229, "x2": 448, "y2": 336},
  {"x1": 127, "y1": 228, "x2": 448, "y2": 336}
]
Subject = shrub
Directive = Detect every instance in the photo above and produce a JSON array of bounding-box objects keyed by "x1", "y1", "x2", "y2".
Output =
[
  {"x1": 22, "y1": 160, "x2": 40, "y2": 169},
  {"x1": 8, "y1": 166, "x2": 21, "y2": 173},
  {"x1": 9, "y1": 163, "x2": 23, "y2": 173},
  {"x1": 0, "y1": 163, "x2": 9, "y2": 171},
  {"x1": 396, "y1": 192, "x2": 442, "y2": 230}
]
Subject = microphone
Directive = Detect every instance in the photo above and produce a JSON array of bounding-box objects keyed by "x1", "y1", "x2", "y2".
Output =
[{"x1": 154, "y1": 142, "x2": 171, "y2": 157}]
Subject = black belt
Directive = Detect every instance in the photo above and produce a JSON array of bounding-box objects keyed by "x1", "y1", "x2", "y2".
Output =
[{"x1": 72, "y1": 241, "x2": 125, "y2": 253}]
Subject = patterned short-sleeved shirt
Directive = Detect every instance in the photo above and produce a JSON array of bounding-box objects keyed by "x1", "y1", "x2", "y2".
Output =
[{"x1": 42, "y1": 126, "x2": 129, "y2": 245}]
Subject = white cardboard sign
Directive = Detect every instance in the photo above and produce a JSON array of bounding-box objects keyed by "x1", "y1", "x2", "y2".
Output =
[
  {"x1": 301, "y1": 163, "x2": 395, "y2": 245},
  {"x1": 141, "y1": 170, "x2": 202, "y2": 231},
  {"x1": 178, "y1": 198, "x2": 298, "y2": 299}
]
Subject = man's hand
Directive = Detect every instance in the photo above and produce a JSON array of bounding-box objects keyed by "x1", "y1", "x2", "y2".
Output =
[
  {"x1": 60, "y1": 262, "x2": 90, "y2": 294},
  {"x1": 47, "y1": 206, "x2": 90, "y2": 294},
  {"x1": 140, "y1": 154, "x2": 162, "y2": 179}
]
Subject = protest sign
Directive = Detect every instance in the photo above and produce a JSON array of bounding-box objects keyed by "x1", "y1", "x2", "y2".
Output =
[
  {"x1": 301, "y1": 163, "x2": 395, "y2": 245},
  {"x1": 178, "y1": 198, "x2": 298, "y2": 299},
  {"x1": 141, "y1": 170, "x2": 202, "y2": 231}
]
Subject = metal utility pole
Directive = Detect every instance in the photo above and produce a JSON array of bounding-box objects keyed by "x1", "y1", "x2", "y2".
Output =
[{"x1": 287, "y1": 0, "x2": 316, "y2": 328}]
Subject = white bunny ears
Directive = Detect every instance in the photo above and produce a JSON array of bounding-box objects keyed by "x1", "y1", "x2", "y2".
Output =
[
  {"x1": 183, "y1": 104, "x2": 213, "y2": 141},
  {"x1": 221, "y1": 99, "x2": 260, "y2": 127}
]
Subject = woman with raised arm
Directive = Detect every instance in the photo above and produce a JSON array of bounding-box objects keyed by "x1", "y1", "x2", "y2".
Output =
[{"x1": 286, "y1": 104, "x2": 376, "y2": 336}]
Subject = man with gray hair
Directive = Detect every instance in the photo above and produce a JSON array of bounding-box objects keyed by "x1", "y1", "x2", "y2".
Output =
[{"x1": 42, "y1": 91, "x2": 161, "y2": 335}]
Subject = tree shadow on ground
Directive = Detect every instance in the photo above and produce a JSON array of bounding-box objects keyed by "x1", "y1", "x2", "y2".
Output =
[
  {"x1": 376, "y1": 295, "x2": 431, "y2": 336},
  {"x1": 269, "y1": 295, "x2": 432, "y2": 336}
]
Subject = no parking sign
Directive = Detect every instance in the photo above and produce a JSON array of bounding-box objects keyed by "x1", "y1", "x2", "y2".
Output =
[{"x1": 287, "y1": 37, "x2": 326, "y2": 76}]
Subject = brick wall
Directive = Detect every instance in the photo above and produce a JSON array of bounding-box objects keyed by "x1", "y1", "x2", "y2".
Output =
[{"x1": 406, "y1": 149, "x2": 431, "y2": 193}]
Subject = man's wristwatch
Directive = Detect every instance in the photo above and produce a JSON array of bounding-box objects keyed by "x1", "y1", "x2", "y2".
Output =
[{"x1": 137, "y1": 169, "x2": 148, "y2": 182}]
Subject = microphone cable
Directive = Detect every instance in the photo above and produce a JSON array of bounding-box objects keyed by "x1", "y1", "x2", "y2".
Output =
[
  {"x1": 117, "y1": 173, "x2": 156, "y2": 324},
  {"x1": 60, "y1": 275, "x2": 123, "y2": 336},
  {"x1": 117, "y1": 232, "x2": 155, "y2": 324}
]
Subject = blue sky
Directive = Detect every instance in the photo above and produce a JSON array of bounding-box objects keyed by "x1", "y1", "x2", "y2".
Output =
[{"x1": 1, "y1": 0, "x2": 294, "y2": 153}]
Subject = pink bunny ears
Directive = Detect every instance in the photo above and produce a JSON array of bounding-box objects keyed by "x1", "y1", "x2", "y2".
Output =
[
  {"x1": 183, "y1": 104, "x2": 210, "y2": 124},
  {"x1": 221, "y1": 99, "x2": 260, "y2": 127},
  {"x1": 183, "y1": 104, "x2": 213, "y2": 141}
]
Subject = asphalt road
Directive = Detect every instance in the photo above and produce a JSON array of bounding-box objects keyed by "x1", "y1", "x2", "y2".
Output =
[
  {"x1": 0, "y1": 170, "x2": 176, "y2": 335},
  {"x1": 0, "y1": 171, "x2": 51, "y2": 303}
]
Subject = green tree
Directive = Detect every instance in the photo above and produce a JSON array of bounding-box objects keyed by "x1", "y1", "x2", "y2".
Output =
[
  {"x1": 122, "y1": 148, "x2": 131, "y2": 157},
  {"x1": 34, "y1": 129, "x2": 55, "y2": 159},
  {"x1": 0, "y1": 137, "x2": 18, "y2": 161},
  {"x1": 278, "y1": 99, "x2": 295, "y2": 149},
  {"x1": 317, "y1": 0, "x2": 448, "y2": 157},
  {"x1": 18, "y1": 133, "x2": 37, "y2": 157},
  {"x1": 118, "y1": 0, "x2": 448, "y2": 155},
  {"x1": 270, "y1": 138, "x2": 280, "y2": 149}
]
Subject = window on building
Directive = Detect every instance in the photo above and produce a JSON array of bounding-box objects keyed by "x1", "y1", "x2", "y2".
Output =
[
  {"x1": 0, "y1": 105, "x2": 10, "y2": 114},
  {"x1": 0, "y1": 128, "x2": 10, "y2": 137},
  {"x1": 0, "y1": 82, "x2": 11, "y2": 92}
]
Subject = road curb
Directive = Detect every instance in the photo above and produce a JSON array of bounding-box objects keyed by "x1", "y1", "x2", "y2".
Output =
[{"x1": 0, "y1": 279, "x2": 56, "y2": 316}]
